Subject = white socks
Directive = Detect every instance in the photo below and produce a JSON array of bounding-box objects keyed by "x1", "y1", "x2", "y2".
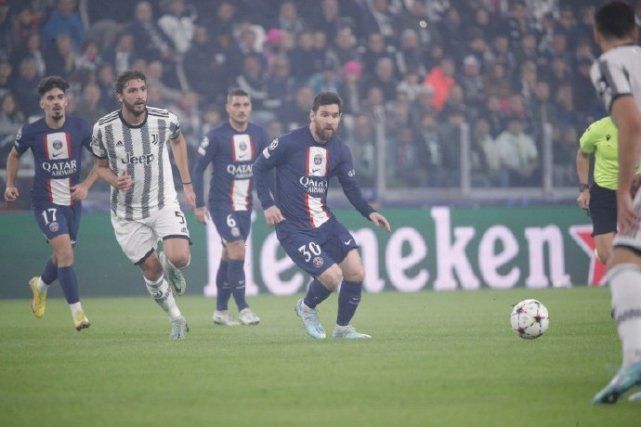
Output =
[
  {"x1": 69, "y1": 301, "x2": 83, "y2": 317},
  {"x1": 144, "y1": 274, "x2": 181, "y2": 320},
  {"x1": 608, "y1": 264, "x2": 641, "y2": 367},
  {"x1": 37, "y1": 278, "x2": 49, "y2": 293}
]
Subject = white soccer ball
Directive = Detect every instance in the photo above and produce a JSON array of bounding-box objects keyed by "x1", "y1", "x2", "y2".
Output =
[{"x1": 510, "y1": 299, "x2": 549, "y2": 339}]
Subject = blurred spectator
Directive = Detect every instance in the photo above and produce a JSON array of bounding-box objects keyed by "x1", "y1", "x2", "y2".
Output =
[
  {"x1": 416, "y1": 111, "x2": 446, "y2": 186},
  {"x1": 552, "y1": 124, "x2": 578, "y2": 186},
  {"x1": 265, "y1": 118, "x2": 283, "y2": 142},
  {"x1": 0, "y1": 92, "x2": 24, "y2": 140},
  {"x1": 471, "y1": 118, "x2": 507, "y2": 187},
  {"x1": 289, "y1": 31, "x2": 318, "y2": 83},
  {"x1": 281, "y1": 84, "x2": 314, "y2": 130},
  {"x1": 484, "y1": 61, "x2": 513, "y2": 99},
  {"x1": 171, "y1": 90, "x2": 200, "y2": 146},
  {"x1": 437, "y1": 109, "x2": 464, "y2": 186},
  {"x1": 157, "y1": 0, "x2": 195, "y2": 55},
  {"x1": 361, "y1": 32, "x2": 393, "y2": 73},
  {"x1": 438, "y1": 7, "x2": 465, "y2": 55},
  {"x1": 11, "y1": 6, "x2": 41, "y2": 52},
  {"x1": 0, "y1": 1, "x2": 12, "y2": 56},
  {"x1": 74, "y1": 39, "x2": 102, "y2": 73},
  {"x1": 102, "y1": 32, "x2": 137, "y2": 75},
  {"x1": 0, "y1": 58, "x2": 12, "y2": 98},
  {"x1": 459, "y1": 55, "x2": 484, "y2": 115},
  {"x1": 332, "y1": 26, "x2": 358, "y2": 68},
  {"x1": 12, "y1": 33, "x2": 46, "y2": 78},
  {"x1": 390, "y1": 127, "x2": 425, "y2": 187},
  {"x1": 184, "y1": 25, "x2": 214, "y2": 100},
  {"x1": 483, "y1": 95, "x2": 508, "y2": 137},
  {"x1": 308, "y1": 59, "x2": 340, "y2": 94},
  {"x1": 506, "y1": 0, "x2": 535, "y2": 47},
  {"x1": 395, "y1": 29, "x2": 425, "y2": 76},
  {"x1": 128, "y1": 0, "x2": 174, "y2": 62},
  {"x1": 146, "y1": 59, "x2": 181, "y2": 104},
  {"x1": 311, "y1": 0, "x2": 343, "y2": 42},
  {"x1": 44, "y1": 33, "x2": 76, "y2": 78},
  {"x1": 236, "y1": 54, "x2": 269, "y2": 118},
  {"x1": 345, "y1": 114, "x2": 377, "y2": 187},
  {"x1": 12, "y1": 58, "x2": 40, "y2": 118},
  {"x1": 362, "y1": 0, "x2": 400, "y2": 41},
  {"x1": 364, "y1": 57, "x2": 398, "y2": 101},
  {"x1": 495, "y1": 118, "x2": 539, "y2": 186},
  {"x1": 278, "y1": 1, "x2": 305, "y2": 35},
  {"x1": 265, "y1": 54, "x2": 296, "y2": 112},
  {"x1": 96, "y1": 62, "x2": 118, "y2": 111},
  {"x1": 399, "y1": 0, "x2": 435, "y2": 46},
  {"x1": 396, "y1": 70, "x2": 422, "y2": 102},
  {"x1": 41, "y1": 0, "x2": 85, "y2": 49},
  {"x1": 424, "y1": 57, "x2": 455, "y2": 111},
  {"x1": 75, "y1": 82, "x2": 106, "y2": 124},
  {"x1": 339, "y1": 60, "x2": 363, "y2": 115}
]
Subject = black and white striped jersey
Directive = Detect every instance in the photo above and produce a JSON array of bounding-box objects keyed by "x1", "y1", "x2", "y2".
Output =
[
  {"x1": 591, "y1": 44, "x2": 641, "y2": 113},
  {"x1": 91, "y1": 107, "x2": 181, "y2": 220}
]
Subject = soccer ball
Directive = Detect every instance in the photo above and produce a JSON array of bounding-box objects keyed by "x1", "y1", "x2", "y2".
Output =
[{"x1": 510, "y1": 299, "x2": 549, "y2": 339}]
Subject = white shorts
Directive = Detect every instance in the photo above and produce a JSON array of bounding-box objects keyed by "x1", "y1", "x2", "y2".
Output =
[
  {"x1": 111, "y1": 202, "x2": 191, "y2": 264},
  {"x1": 613, "y1": 189, "x2": 641, "y2": 251}
]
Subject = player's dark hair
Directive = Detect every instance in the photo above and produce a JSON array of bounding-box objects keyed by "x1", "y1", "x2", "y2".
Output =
[
  {"x1": 227, "y1": 88, "x2": 250, "y2": 102},
  {"x1": 37, "y1": 76, "x2": 69, "y2": 97},
  {"x1": 116, "y1": 70, "x2": 147, "y2": 94},
  {"x1": 595, "y1": 1, "x2": 636, "y2": 40},
  {"x1": 311, "y1": 92, "x2": 342, "y2": 113}
]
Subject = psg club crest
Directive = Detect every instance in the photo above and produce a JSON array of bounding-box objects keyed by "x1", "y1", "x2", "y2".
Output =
[
  {"x1": 46, "y1": 132, "x2": 69, "y2": 160},
  {"x1": 48, "y1": 222, "x2": 59, "y2": 232},
  {"x1": 312, "y1": 256, "x2": 324, "y2": 268},
  {"x1": 232, "y1": 134, "x2": 252, "y2": 161},
  {"x1": 308, "y1": 146, "x2": 328, "y2": 177}
]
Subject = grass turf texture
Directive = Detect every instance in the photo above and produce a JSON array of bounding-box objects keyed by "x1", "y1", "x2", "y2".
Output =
[{"x1": 1, "y1": 287, "x2": 639, "y2": 426}]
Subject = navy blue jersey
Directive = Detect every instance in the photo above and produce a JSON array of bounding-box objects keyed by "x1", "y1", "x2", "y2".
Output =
[
  {"x1": 253, "y1": 126, "x2": 375, "y2": 231},
  {"x1": 193, "y1": 121, "x2": 268, "y2": 211},
  {"x1": 14, "y1": 115, "x2": 92, "y2": 206}
]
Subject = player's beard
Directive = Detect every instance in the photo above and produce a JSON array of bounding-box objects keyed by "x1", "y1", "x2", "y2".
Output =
[
  {"x1": 315, "y1": 123, "x2": 335, "y2": 142},
  {"x1": 123, "y1": 99, "x2": 146, "y2": 117}
]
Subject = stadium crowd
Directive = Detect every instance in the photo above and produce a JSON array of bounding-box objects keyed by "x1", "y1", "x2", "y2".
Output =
[{"x1": 0, "y1": 0, "x2": 606, "y2": 194}]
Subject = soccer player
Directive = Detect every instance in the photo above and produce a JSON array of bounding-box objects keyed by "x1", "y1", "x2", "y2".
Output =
[
  {"x1": 91, "y1": 70, "x2": 195, "y2": 340},
  {"x1": 192, "y1": 88, "x2": 266, "y2": 326},
  {"x1": 4, "y1": 75, "x2": 97, "y2": 331},
  {"x1": 253, "y1": 92, "x2": 391, "y2": 339},
  {"x1": 576, "y1": 116, "x2": 620, "y2": 265},
  {"x1": 590, "y1": 1, "x2": 641, "y2": 403}
]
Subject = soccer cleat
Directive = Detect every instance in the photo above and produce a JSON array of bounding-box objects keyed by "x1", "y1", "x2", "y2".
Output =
[
  {"x1": 592, "y1": 361, "x2": 641, "y2": 404},
  {"x1": 29, "y1": 276, "x2": 47, "y2": 318},
  {"x1": 169, "y1": 316, "x2": 189, "y2": 340},
  {"x1": 212, "y1": 310, "x2": 241, "y2": 326},
  {"x1": 238, "y1": 308, "x2": 260, "y2": 325},
  {"x1": 331, "y1": 324, "x2": 372, "y2": 339},
  {"x1": 73, "y1": 310, "x2": 91, "y2": 331},
  {"x1": 159, "y1": 252, "x2": 187, "y2": 296},
  {"x1": 295, "y1": 298, "x2": 326, "y2": 339}
]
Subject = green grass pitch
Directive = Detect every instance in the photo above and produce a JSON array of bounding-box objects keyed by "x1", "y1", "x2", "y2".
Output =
[{"x1": 1, "y1": 287, "x2": 639, "y2": 426}]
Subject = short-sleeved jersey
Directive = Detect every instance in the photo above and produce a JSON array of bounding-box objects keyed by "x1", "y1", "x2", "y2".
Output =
[
  {"x1": 253, "y1": 126, "x2": 375, "y2": 231},
  {"x1": 579, "y1": 116, "x2": 619, "y2": 190},
  {"x1": 193, "y1": 121, "x2": 268, "y2": 211},
  {"x1": 591, "y1": 45, "x2": 641, "y2": 113},
  {"x1": 14, "y1": 115, "x2": 92, "y2": 206},
  {"x1": 91, "y1": 107, "x2": 181, "y2": 220}
]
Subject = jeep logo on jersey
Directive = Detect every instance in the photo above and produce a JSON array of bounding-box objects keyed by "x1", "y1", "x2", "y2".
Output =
[
  {"x1": 46, "y1": 132, "x2": 69, "y2": 160},
  {"x1": 232, "y1": 134, "x2": 253, "y2": 161},
  {"x1": 121, "y1": 153, "x2": 155, "y2": 165},
  {"x1": 307, "y1": 146, "x2": 327, "y2": 177}
]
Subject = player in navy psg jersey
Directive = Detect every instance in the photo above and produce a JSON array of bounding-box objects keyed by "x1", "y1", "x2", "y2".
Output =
[
  {"x1": 193, "y1": 89, "x2": 267, "y2": 326},
  {"x1": 4, "y1": 76, "x2": 97, "y2": 331},
  {"x1": 253, "y1": 91, "x2": 391, "y2": 339}
]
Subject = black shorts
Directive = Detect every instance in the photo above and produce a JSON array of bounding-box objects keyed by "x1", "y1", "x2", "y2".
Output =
[{"x1": 589, "y1": 183, "x2": 617, "y2": 236}]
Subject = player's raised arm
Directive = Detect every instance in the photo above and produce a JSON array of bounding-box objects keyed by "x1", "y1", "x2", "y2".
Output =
[{"x1": 4, "y1": 147, "x2": 22, "y2": 201}]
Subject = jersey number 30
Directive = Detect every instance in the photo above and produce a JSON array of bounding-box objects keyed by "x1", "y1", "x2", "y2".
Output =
[{"x1": 298, "y1": 242, "x2": 321, "y2": 262}]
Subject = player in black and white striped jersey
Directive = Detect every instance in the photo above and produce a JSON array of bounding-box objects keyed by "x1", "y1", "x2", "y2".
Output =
[
  {"x1": 590, "y1": 1, "x2": 641, "y2": 404},
  {"x1": 92, "y1": 70, "x2": 196, "y2": 340}
]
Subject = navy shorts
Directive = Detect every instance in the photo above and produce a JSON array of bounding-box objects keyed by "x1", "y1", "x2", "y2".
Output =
[
  {"x1": 276, "y1": 218, "x2": 359, "y2": 276},
  {"x1": 589, "y1": 183, "x2": 617, "y2": 236},
  {"x1": 33, "y1": 202, "x2": 82, "y2": 243},
  {"x1": 211, "y1": 207, "x2": 252, "y2": 243}
]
